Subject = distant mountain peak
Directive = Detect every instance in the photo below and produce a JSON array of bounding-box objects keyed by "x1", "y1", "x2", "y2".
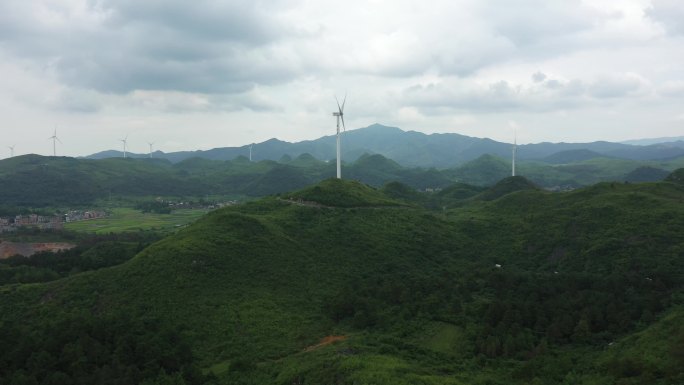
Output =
[
  {"x1": 622, "y1": 136, "x2": 684, "y2": 146},
  {"x1": 542, "y1": 149, "x2": 605, "y2": 164},
  {"x1": 364, "y1": 123, "x2": 403, "y2": 132}
]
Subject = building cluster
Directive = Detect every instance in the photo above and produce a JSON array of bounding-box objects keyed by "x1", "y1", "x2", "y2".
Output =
[
  {"x1": 0, "y1": 210, "x2": 107, "y2": 233},
  {"x1": 0, "y1": 214, "x2": 63, "y2": 233},
  {"x1": 208, "y1": 201, "x2": 239, "y2": 209},
  {"x1": 64, "y1": 210, "x2": 106, "y2": 222},
  {"x1": 154, "y1": 197, "x2": 238, "y2": 210},
  {"x1": 423, "y1": 187, "x2": 443, "y2": 193},
  {"x1": 544, "y1": 185, "x2": 577, "y2": 192}
]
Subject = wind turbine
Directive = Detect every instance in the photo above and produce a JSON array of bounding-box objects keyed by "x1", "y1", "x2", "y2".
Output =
[
  {"x1": 512, "y1": 129, "x2": 517, "y2": 177},
  {"x1": 249, "y1": 143, "x2": 253, "y2": 162},
  {"x1": 8, "y1": 145, "x2": 15, "y2": 158},
  {"x1": 147, "y1": 142, "x2": 154, "y2": 158},
  {"x1": 119, "y1": 135, "x2": 128, "y2": 158},
  {"x1": 332, "y1": 94, "x2": 346, "y2": 179},
  {"x1": 48, "y1": 128, "x2": 62, "y2": 156}
]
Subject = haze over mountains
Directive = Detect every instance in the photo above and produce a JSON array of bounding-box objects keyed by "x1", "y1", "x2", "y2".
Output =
[
  {"x1": 86, "y1": 124, "x2": 684, "y2": 168},
  {"x1": 4, "y1": 147, "x2": 683, "y2": 208}
]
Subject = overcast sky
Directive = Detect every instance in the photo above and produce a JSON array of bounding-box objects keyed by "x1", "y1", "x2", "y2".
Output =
[{"x1": 1, "y1": 0, "x2": 683, "y2": 157}]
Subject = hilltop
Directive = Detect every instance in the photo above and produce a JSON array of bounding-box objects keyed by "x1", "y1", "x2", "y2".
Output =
[
  {"x1": 471, "y1": 175, "x2": 539, "y2": 201},
  {"x1": 283, "y1": 178, "x2": 403, "y2": 207},
  {"x1": 1, "y1": 177, "x2": 683, "y2": 384}
]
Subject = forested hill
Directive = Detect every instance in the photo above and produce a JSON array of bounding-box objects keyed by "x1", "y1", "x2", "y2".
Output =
[
  {"x1": 1, "y1": 176, "x2": 683, "y2": 384},
  {"x1": 85, "y1": 123, "x2": 684, "y2": 168},
  {"x1": 2, "y1": 152, "x2": 684, "y2": 207}
]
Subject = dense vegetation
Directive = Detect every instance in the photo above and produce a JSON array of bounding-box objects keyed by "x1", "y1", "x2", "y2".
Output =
[
  {"x1": 0, "y1": 313, "x2": 210, "y2": 385},
  {"x1": 3, "y1": 146, "x2": 684, "y2": 209},
  {"x1": 0, "y1": 232, "x2": 161, "y2": 285},
  {"x1": 1, "y1": 174, "x2": 683, "y2": 384}
]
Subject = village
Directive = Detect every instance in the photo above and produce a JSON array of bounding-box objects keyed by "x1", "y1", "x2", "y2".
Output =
[{"x1": 0, "y1": 210, "x2": 107, "y2": 233}]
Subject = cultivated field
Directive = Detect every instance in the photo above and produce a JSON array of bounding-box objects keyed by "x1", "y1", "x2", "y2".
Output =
[{"x1": 64, "y1": 207, "x2": 210, "y2": 233}]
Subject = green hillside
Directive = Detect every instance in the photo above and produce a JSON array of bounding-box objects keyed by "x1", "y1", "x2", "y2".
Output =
[
  {"x1": 471, "y1": 176, "x2": 539, "y2": 201},
  {"x1": 624, "y1": 166, "x2": 670, "y2": 183},
  {"x1": 666, "y1": 168, "x2": 684, "y2": 184},
  {"x1": 1, "y1": 176, "x2": 683, "y2": 384},
  {"x1": 0, "y1": 154, "x2": 447, "y2": 208},
  {"x1": 284, "y1": 178, "x2": 403, "y2": 207},
  {"x1": 4, "y1": 153, "x2": 684, "y2": 211},
  {"x1": 446, "y1": 154, "x2": 511, "y2": 185}
]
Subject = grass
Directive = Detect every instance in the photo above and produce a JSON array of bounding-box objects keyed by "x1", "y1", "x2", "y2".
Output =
[
  {"x1": 417, "y1": 322, "x2": 466, "y2": 355},
  {"x1": 64, "y1": 207, "x2": 210, "y2": 233}
]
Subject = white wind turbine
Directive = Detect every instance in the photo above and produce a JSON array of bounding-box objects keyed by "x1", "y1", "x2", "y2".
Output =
[
  {"x1": 8, "y1": 145, "x2": 15, "y2": 158},
  {"x1": 147, "y1": 142, "x2": 154, "y2": 158},
  {"x1": 48, "y1": 128, "x2": 62, "y2": 156},
  {"x1": 512, "y1": 129, "x2": 517, "y2": 177},
  {"x1": 120, "y1": 135, "x2": 129, "y2": 158},
  {"x1": 249, "y1": 143, "x2": 253, "y2": 162},
  {"x1": 332, "y1": 95, "x2": 347, "y2": 179}
]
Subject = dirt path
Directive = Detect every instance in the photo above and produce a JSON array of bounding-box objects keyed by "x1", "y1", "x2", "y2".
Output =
[
  {"x1": 304, "y1": 335, "x2": 347, "y2": 352},
  {"x1": 278, "y1": 197, "x2": 331, "y2": 208},
  {"x1": 278, "y1": 197, "x2": 410, "y2": 210}
]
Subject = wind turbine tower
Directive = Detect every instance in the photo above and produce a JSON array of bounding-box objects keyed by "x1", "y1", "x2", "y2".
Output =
[
  {"x1": 147, "y1": 142, "x2": 154, "y2": 158},
  {"x1": 332, "y1": 95, "x2": 346, "y2": 179},
  {"x1": 8, "y1": 145, "x2": 15, "y2": 158},
  {"x1": 249, "y1": 143, "x2": 253, "y2": 162},
  {"x1": 48, "y1": 128, "x2": 62, "y2": 156},
  {"x1": 512, "y1": 130, "x2": 517, "y2": 177},
  {"x1": 120, "y1": 135, "x2": 129, "y2": 158}
]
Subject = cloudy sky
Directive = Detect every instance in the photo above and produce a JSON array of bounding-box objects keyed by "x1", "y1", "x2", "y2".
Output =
[{"x1": 1, "y1": 0, "x2": 683, "y2": 157}]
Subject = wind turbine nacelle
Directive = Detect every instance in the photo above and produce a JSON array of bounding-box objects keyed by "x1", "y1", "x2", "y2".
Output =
[{"x1": 333, "y1": 112, "x2": 341, "y2": 116}]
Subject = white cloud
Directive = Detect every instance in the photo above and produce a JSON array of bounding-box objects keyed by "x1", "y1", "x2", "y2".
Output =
[
  {"x1": 0, "y1": 0, "x2": 683, "y2": 157},
  {"x1": 659, "y1": 81, "x2": 684, "y2": 97},
  {"x1": 532, "y1": 72, "x2": 547, "y2": 83},
  {"x1": 646, "y1": 0, "x2": 684, "y2": 35},
  {"x1": 588, "y1": 73, "x2": 649, "y2": 99}
]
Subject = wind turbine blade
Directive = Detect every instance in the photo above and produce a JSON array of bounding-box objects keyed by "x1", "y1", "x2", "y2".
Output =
[
  {"x1": 335, "y1": 96, "x2": 342, "y2": 113},
  {"x1": 341, "y1": 115, "x2": 346, "y2": 131},
  {"x1": 341, "y1": 93, "x2": 346, "y2": 113}
]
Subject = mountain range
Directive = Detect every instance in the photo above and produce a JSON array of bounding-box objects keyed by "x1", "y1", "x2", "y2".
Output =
[
  {"x1": 4, "y1": 150, "x2": 684, "y2": 208},
  {"x1": 86, "y1": 124, "x2": 684, "y2": 168}
]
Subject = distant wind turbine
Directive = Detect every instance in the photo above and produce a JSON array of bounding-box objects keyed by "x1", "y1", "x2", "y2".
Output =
[
  {"x1": 512, "y1": 129, "x2": 517, "y2": 177},
  {"x1": 147, "y1": 142, "x2": 154, "y2": 158},
  {"x1": 48, "y1": 128, "x2": 62, "y2": 156},
  {"x1": 120, "y1": 135, "x2": 129, "y2": 158},
  {"x1": 8, "y1": 145, "x2": 15, "y2": 158},
  {"x1": 332, "y1": 94, "x2": 347, "y2": 179},
  {"x1": 249, "y1": 143, "x2": 253, "y2": 162}
]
